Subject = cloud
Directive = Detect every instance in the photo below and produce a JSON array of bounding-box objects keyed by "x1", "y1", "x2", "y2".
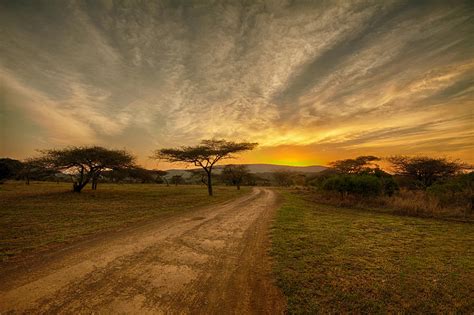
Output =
[{"x1": 0, "y1": 0, "x2": 472, "y2": 164}]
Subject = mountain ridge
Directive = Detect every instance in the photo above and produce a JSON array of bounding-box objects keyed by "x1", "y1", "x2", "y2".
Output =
[{"x1": 165, "y1": 163, "x2": 327, "y2": 174}]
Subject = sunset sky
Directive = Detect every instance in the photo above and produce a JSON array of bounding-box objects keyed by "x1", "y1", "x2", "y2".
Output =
[{"x1": 1, "y1": 0, "x2": 473, "y2": 169}]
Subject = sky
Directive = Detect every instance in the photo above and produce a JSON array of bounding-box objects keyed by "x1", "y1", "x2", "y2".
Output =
[{"x1": 1, "y1": 0, "x2": 473, "y2": 169}]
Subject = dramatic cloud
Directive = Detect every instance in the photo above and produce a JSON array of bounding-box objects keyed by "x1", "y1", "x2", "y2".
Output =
[{"x1": 1, "y1": 0, "x2": 473, "y2": 166}]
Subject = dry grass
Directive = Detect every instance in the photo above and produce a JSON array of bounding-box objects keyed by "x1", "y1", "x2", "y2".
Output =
[
  {"x1": 0, "y1": 181, "x2": 249, "y2": 263},
  {"x1": 298, "y1": 188, "x2": 471, "y2": 220},
  {"x1": 271, "y1": 190, "x2": 474, "y2": 313}
]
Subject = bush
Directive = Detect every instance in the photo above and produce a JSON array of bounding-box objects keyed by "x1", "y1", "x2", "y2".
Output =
[
  {"x1": 427, "y1": 173, "x2": 473, "y2": 215},
  {"x1": 394, "y1": 176, "x2": 425, "y2": 191},
  {"x1": 322, "y1": 174, "x2": 384, "y2": 198},
  {"x1": 352, "y1": 175, "x2": 383, "y2": 196},
  {"x1": 381, "y1": 176, "x2": 399, "y2": 196}
]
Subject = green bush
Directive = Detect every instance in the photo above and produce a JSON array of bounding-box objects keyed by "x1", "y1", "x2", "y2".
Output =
[
  {"x1": 427, "y1": 172, "x2": 473, "y2": 212},
  {"x1": 381, "y1": 176, "x2": 399, "y2": 196},
  {"x1": 351, "y1": 175, "x2": 383, "y2": 196},
  {"x1": 322, "y1": 174, "x2": 384, "y2": 198}
]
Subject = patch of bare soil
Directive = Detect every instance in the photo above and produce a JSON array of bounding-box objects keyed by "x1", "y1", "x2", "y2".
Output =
[{"x1": 0, "y1": 188, "x2": 286, "y2": 314}]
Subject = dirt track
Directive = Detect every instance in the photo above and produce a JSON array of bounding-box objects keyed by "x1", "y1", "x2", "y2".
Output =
[{"x1": 0, "y1": 188, "x2": 285, "y2": 314}]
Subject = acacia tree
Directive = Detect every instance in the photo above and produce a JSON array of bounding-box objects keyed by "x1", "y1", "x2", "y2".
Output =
[
  {"x1": 37, "y1": 146, "x2": 135, "y2": 192},
  {"x1": 329, "y1": 156, "x2": 380, "y2": 174},
  {"x1": 387, "y1": 156, "x2": 469, "y2": 188},
  {"x1": 221, "y1": 164, "x2": 249, "y2": 190},
  {"x1": 20, "y1": 158, "x2": 57, "y2": 185},
  {"x1": 0, "y1": 158, "x2": 23, "y2": 183},
  {"x1": 153, "y1": 170, "x2": 168, "y2": 185},
  {"x1": 170, "y1": 175, "x2": 184, "y2": 186},
  {"x1": 155, "y1": 140, "x2": 257, "y2": 196}
]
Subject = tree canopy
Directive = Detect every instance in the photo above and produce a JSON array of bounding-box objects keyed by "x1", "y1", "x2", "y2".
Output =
[
  {"x1": 0, "y1": 158, "x2": 23, "y2": 183},
  {"x1": 155, "y1": 139, "x2": 257, "y2": 196},
  {"x1": 329, "y1": 156, "x2": 380, "y2": 174},
  {"x1": 221, "y1": 164, "x2": 250, "y2": 190},
  {"x1": 387, "y1": 156, "x2": 469, "y2": 188},
  {"x1": 37, "y1": 146, "x2": 135, "y2": 192}
]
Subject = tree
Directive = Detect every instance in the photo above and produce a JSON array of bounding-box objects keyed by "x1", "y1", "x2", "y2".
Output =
[
  {"x1": 0, "y1": 158, "x2": 23, "y2": 183},
  {"x1": 36, "y1": 146, "x2": 135, "y2": 192},
  {"x1": 20, "y1": 158, "x2": 57, "y2": 185},
  {"x1": 273, "y1": 171, "x2": 294, "y2": 187},
  {"x1": 152, "y1": 170, "x2": 168, "y2": 185},
  {"x1": 155, "y1": 139, "x2": 257, "y2": 196},
  {"x1": 170, "y1": 175, "x2": 184, "y2": 186},
  {"x1": 221, "y1": 164, "x2": 249, "y2": 190},
  {"x1": 187, "y1": 169, "x2": 208, "y2": 186},
  {"x1": 387, "y1": 156, "x2": 469, "y2": 188},
  {"x1": 127, "y1": 167, "x2": 159, "y2": 183},
  {"x1": 330, "y1": 156, "x2": 380, "y2": 174}
]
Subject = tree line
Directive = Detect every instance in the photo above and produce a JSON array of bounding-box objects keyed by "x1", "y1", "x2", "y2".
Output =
[
  {"x1": 0, "y1": 139, "x2": 257, "y2": 196},
  {"x1": 1, "y1": 140, "x2": 471, "y2": 204}
]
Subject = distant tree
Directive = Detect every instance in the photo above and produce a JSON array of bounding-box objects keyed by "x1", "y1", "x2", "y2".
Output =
[
  {"x1": 292, "y1": 173, "x2": 307, "y2": 186},
  {"x1": 152, "y1": 170, "x2": 168, "y2": 185},
  {"x1": 155, "y1": 140, "x2": 257, "y2": 196},
  {"x1": 103, "y1": 168, "x2": 129, "y2": 183},
  {"x1": 170, "y1": 175, "x2": 184, "y2": 186},
  {"x1": 20, "y1": 158, "x2": 57, "y2": 185},
  {"x1": 0, "y1": 158, "x2": 23, "y2": 183},
  {"x1": 249, "y1": 174, "x2": 271, "y2": 186},
  {"x1": 273, "y1": 171, "x2": 294, "y2": 187},
  {"x1": 127, "y1": 167, "x2": 157, "y2": 183},
  {"x1": 187, "y1": 169, "x2": 208, "y2": 186},
  {"x1": 307, "y1": 168, "x2": 338, "y2": 188},
  {"x1": 330, "y1": 156, "x2": 380, "y2": 174},
  {"x1": 244, "y1": 173, "x2": 258, "y2": 186},
  {"x1": 221, "y1": 165, "x2": 249, "y2": 190},
  {"x1": 387, "y1": 156, "x2": 469, "y2": 188},
  {"x1": 36, "y1": 146, "x2": 135, "y2": 192}
]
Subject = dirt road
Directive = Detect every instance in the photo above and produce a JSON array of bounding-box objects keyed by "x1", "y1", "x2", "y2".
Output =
[{"x1": 0, "y1": 188, "x2": 285, "y2": 314}]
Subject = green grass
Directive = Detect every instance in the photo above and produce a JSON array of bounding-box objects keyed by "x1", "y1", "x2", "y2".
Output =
[
  {"x1": 0, "y1": 181, "x2": 249, "y2": 262},
  {"x1": 271, "y1": 190, "x2": 474, "y2": 314}
]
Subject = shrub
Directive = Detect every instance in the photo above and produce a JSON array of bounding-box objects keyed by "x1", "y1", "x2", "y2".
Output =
[
  {"x1": 381, "y1": 176, "x2": 399, "y2": 196},
  {"x1": 322, "y1": 174, "x2": 383, "y2": 198},
  {"x1": 427, "y1": 172, "x2": 473, "y2": 215},
  {"x1": 350, "y1": 175, "x2": 382, "y2": 196}
]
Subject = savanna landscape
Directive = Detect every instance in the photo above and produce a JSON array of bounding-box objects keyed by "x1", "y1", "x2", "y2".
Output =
[{"x1": 1, "y1": 1, "x2": 473, "y2": 314}]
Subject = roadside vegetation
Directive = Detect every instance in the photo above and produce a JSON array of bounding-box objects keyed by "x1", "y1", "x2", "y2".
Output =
[
  {"x1": 1, "y1": 141, "x2": 473, "y2": 313},
  {"x1": 280, "y1": 155, "x2": 472, "y2": 220},
  {"x1": 0, "y1": 181, "x2": 249, "y2": 263},
  {"x1": 271, "y1": 190, "x2": 474, "y2": 313}
]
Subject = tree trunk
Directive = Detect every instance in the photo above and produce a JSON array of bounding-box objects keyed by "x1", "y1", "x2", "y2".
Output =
[
  {"x1": 73, "y1": 179, "x2": 89, "y2": 193},
  {"x1": 73, "y1": 182, "x2": 86, "y2": 192},
  {"x1": 91, "y1": 171, "x2": 101, "y2": 190},
  {"x1": 207, "y1": 172, "x2": 213, "y2": 196},
  {"x1": 237, "y1": 184, "x2": 240, "y2": 190}
]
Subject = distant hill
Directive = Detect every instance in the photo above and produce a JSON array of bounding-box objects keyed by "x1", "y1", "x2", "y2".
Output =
[
  {"x1": 239, "y1": 163, "x2": 327, "y2": 173},
  {"x1": 165, "y1": 163, "x2": 327, "y2": 177}
]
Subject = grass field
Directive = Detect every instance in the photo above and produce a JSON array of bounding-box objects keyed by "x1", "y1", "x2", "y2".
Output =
[
  {"x1": 271, "y1": 190, "x2": 474, "y2": 314},
  {"x1": 0, "y1": 181, "x2": 249, "y2": 263}
]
